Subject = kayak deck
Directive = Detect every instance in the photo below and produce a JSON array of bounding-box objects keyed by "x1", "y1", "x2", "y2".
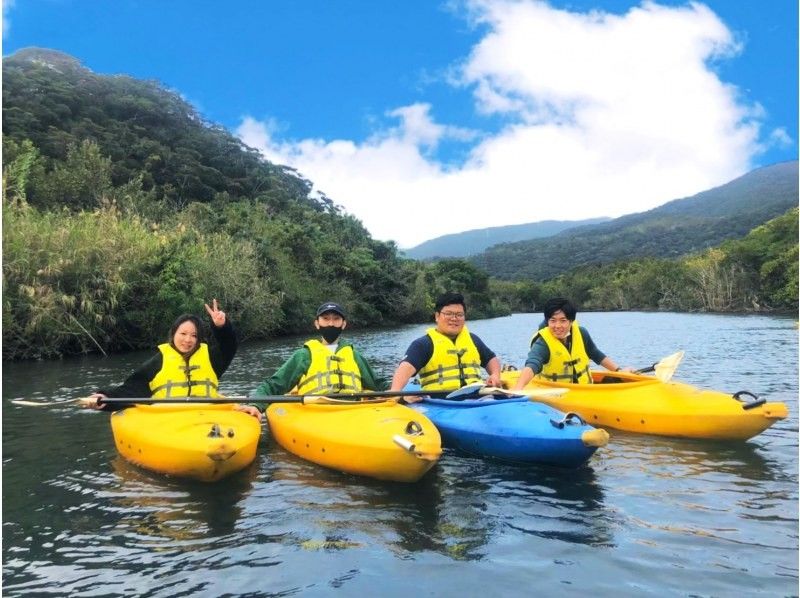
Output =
[
  {"x1": 501, "y1": 370, "x2": 789, "y2": 441},
  {"x1": 266, "y1": 400, "x2": 441, "y2": 482},
  {"x1": 411, "y1": 396, "x2": 608, "y2": 468},
  {"x1": 110, "y1": 403, "x2": 262, "y2": 482}
]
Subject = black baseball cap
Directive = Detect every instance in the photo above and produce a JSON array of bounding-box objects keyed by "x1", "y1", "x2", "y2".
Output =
[{"x1": 316, "y1": 302, "x2": 346, "y2": 318}]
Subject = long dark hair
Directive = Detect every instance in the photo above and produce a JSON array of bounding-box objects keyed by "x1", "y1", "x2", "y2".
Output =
[{"x1": 167, "y1": 314, "x2": 205, "y2": 356}]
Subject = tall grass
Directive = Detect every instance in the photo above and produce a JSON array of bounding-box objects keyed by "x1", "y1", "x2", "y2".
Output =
[{"x1": 2, "y1": 197, "x2": 283, "y2": 359}]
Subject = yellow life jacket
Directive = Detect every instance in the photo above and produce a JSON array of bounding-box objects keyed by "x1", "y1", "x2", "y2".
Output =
[
  {"x1": 149, "y1": 343, "x2": 220, "y2": 398},
  {"x1": 418, "y1": 326, "x2": 483, "y2": 391},
  {"x1": 534, "y1": 321, "x2": 592, "y2": 384},
  {"x1": 295, "y1": 340, "x2": 363, "y2": 394}
]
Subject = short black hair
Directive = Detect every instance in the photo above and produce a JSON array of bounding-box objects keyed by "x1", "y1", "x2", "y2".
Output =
[
  {"x1": 435, "y1": 291, "x2": 466, "y2": 313},
  {"x1": 543, "y1": 297, "x2": 576, "y2": 321}
]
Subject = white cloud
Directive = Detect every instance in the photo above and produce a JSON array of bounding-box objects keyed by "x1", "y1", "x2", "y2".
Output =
[
  {"x1": 3, "y1": 0, "x2": 16, "y2": 35},
  {"x1": 237, "y1": 0, "x2": 774, "y2": 249}
]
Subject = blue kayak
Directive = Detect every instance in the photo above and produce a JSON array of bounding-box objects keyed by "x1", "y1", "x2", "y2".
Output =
[{"x1": 409, "y1": 395, "x2": 609, "y2": 468}]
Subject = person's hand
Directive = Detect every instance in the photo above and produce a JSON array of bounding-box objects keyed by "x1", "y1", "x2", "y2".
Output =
[
  {"x1": 235, "y1": 404, "x2": 262, "y2": 422},
  {"x1": 485, "y1": 373, "x2": 502, "y2": 388},
  {"x1": 204, "y1": 298, "x2": 226, "y2": 327},
  {"x1": 400, "y1": 395, "x2": 423, "y2": 404},
  {"x1": 84, "y1": 393, "x2": 107, "y2": 410}
]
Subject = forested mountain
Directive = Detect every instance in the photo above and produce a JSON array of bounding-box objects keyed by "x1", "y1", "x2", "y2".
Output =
[
  {"x1": 2, "y1": 48, "x2": 504, "y2": 359},
  {"x1": 471, "y1": 161, "x2": 798, "y2": 280},
  {"x1": 2, "y1": 47, "x2": 323, "y2": 210},
  {"x1": 403, "y1": 217, "x2": 610, "y2": 259}
]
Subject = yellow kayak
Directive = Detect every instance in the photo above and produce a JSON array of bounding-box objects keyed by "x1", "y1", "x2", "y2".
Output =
[
  {"x1": 266, "y1": 400, "x2": 442, "y2": 482},
  {"x1": 501, "y1": 370, "x2": 788, "y2": 441},
  {"x1": 110, "y1": 403, "x2": 262, "y2": 482}
]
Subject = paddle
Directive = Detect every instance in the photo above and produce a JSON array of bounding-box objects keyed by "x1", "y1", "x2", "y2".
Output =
[
  {"x1": 11, "y1": 394, "x2": 399, "y2": 408},
  {"x1": 11, "y1": 384, "x2": 566, "y2": 407},
  {"x1": 439, "y1": 383, "x2": 569, "y2": 400},
  {"x1": 634, "y1": 350, "x2": 685, "y2": 382}
]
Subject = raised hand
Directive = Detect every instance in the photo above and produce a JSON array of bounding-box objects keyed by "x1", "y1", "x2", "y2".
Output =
[{"x1": 204, "y1": 298, "x2": 227, "y2": 327}]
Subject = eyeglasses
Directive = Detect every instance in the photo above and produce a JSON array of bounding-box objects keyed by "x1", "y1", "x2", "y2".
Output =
[{"x1": 440, "y1": 311, "x2": 465, "y2": 319}]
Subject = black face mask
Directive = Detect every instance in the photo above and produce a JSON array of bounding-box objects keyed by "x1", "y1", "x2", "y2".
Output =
[{"x1": 319, "y1": 325, "x2": 343, "y2": 344}]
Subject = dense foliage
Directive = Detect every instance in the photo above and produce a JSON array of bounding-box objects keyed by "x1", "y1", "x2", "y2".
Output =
[
  {"x1": 2, "y1": 49, "x2": 506, "y2": 359},
  {"x1": 491, "y1": 208, "x2": 798, "y2": 315},
  {"x1": 3, "y1": 48, "x2": 796, "y2": 360},
  {"x1": 2, "y1": 135, "x2": 510, "y2": 359},
  {"x1": 471, "y1": 161, "x2": 798, "y2": 280}
]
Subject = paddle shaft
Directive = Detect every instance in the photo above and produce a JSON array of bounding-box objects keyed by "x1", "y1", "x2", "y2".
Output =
[
  {"x1": 91, "y1": 388, "x2": 458, "y2": 406},
  {"x1": 13, "y1": 384, "x2": 558, "y2": 408}
]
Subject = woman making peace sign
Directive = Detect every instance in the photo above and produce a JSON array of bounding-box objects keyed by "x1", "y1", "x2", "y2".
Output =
[{"x1": 86, "y1": 299, "x2": 241, "y2": 412}]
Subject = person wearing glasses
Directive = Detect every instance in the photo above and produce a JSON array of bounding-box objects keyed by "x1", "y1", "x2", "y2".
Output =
[
  {"x1": 510, "y1": 297, "x2": 628, "y2": 389},
  {"x1": 389, "y1": 291, "x2": 502, "y2": 400}
]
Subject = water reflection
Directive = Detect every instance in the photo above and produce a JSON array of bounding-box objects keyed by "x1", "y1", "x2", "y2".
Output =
[
  {"x1": 265, "y1": 443, "x2": 613, "y2": 561},
  {"x1": 609, "y1": 432, "x2": 787, "y2": 483},
  {"x1": 441, "y1": 456, "x2": 613, "y2": 549},
  {"x1": 105, "y1": 456, "x2": 259, "y2": 541}
]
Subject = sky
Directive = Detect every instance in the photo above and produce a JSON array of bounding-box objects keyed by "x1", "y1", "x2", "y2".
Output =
[{"x1": 3, "y1": 1, "x2": 797, "y2": 248}]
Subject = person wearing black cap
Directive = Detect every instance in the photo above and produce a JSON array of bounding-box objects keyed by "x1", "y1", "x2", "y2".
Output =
[
  {"x1": 248, "y1": 301, "x2": 387, "y2": 412},
  {"x1": 389, "y1": 291, "x2": 502, "y2": 401}
]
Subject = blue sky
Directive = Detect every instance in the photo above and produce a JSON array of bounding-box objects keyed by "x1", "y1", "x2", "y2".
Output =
[{"x1": 3, "y1": 1, "x2": 797, "y2": 247}]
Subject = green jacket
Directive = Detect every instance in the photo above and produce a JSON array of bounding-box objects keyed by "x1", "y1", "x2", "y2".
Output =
[{"x1": 249, "y1": 340, "x2": 387, "y2": 412}]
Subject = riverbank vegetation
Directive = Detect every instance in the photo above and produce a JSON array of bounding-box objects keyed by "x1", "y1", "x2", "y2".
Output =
[
  {"x1": 491, "y1": 207, "x2": 798, "y2": 314},
  {"x1": 3, "y1": 49, "x2": 797, "y2": 360}
]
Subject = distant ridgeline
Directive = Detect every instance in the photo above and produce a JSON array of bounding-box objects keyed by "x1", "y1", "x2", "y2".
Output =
[
  {"x1": 403, "y1": 217, "x2": 611, "y2": 260},
  {"x1": 469, "y1": 161, "x2": 799, "y2": 281}
]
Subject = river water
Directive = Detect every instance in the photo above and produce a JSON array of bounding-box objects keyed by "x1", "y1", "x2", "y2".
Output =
[{"x1": 2, "y1": 312, "x2": 798, "y2": 596}]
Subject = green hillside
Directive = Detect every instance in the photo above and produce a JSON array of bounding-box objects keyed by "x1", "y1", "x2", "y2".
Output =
[
  {"x1": 403, "y1": 217, "x2": 610, "y2": 259},
  {"x1": 471, "y1": 161, "x2": 798, "y2": 281},
  {"x1": 2, "y1": 48, "x2": 505, "y2": 358},
  {"x1": 2, "y1": 47, "x2": 321, "y2": 210}
]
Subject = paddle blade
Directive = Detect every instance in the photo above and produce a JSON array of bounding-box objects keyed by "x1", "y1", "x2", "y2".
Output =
[
  {"x1": 518, "y1": 388, "x2": 569, "y2": 400},
  {"x1": 476, "y1": 386, "x2": 569, "y2": 399},
  {"x1": 653, "y1": 350, "x2": 684, "y2": 382},
  {"x1": 444, "y1": 383, "x2": 486, "y2": 399},
  {"x1": 10, "y1": 399, "x2": 48, "y2": 406},
  {"x1": 11, "y1": 398, "x2": 82, "y2": 407}
]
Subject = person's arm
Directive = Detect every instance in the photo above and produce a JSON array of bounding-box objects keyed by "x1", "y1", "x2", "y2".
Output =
[
  {"x1": 511, "y1": 366, "x2": 536, "y2": 391},
  {"x1": 88, "y1": 352, "x2": 163, "y2": 411},
  {"x1": 511, "y1": 338, "x2": 549, "y2": 390},
  {"x1": 249, "y1": 348, "x2": 310, "y2": 406},
  {"x1": 484, "y1": 356, "x2": 502, "y2": 387},
  {"x1": 389, "y1": 337, "x2": 432, "y2": 393},
  {"x1": 353, "y1": 349, "x2": 388, "y2": 391},
  {"x1": 390, "y1": 362, "x2": 418, "y2": 393},
  {"x1": 471, "y1": 334, "x2": 501, "y2": 387},
  {"x1": 581, "y1": 327, "x2": 625, "y2": 372},
  {"x1": 209, "y1": 319, "x2": 237, "y2": 377}
]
